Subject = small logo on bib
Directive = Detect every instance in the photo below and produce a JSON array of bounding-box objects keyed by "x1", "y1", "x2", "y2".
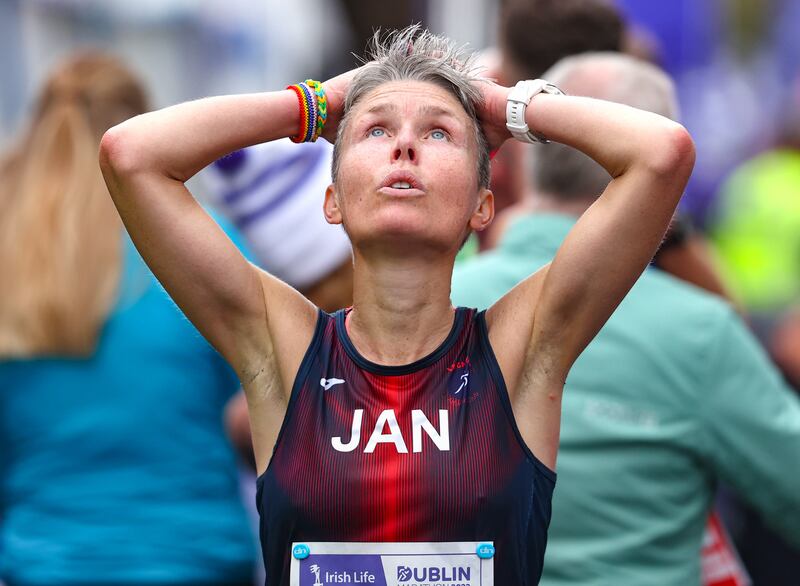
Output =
[
  {"x1": 293, "y1": 543, "x2": 310, "y2": 559},
  {"x1": 309, "y1": 563, "x2": 323, "y2": 586},
  {"x1": 447, "y1": 359, "x2": 471, "y2": 399},
  {"x1": 454, "y1": 372, "x2": 469, "y2": 395},
  {"x1": 320, "y1": 377, "x2": 345, "y2": 390}
]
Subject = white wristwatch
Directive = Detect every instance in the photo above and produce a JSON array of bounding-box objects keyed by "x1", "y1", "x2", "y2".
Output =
[{"x1": 505, "y1": 79, "x2": 564, "y2": 144}]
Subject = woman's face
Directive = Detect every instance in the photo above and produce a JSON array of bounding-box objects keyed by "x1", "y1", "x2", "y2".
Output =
[{"x1": 325, "y1": 80, "x2": 493, "y2": 256}]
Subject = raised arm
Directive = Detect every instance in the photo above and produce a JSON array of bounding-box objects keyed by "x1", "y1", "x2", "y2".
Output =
[
  {"x1": 99, "y1": 87, "x2": 341, "y2": 379},
  {"x1": 479, "y1": 86, "x2": 695, "y2": 467},
  {"x1": 528, "y1": 93, "x2": 694, "y2": 362}
]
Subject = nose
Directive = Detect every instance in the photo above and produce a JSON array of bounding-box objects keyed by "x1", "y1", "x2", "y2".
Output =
[{"x1": 392, "y1": 129, "x2": 416, "y2": 163}]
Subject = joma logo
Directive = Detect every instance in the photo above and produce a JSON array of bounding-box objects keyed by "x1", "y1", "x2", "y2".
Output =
[{"x1": 332, "y1": 409, "x2": 450, "y2": 453}]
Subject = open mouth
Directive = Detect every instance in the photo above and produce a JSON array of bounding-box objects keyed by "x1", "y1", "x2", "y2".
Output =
[{"x1": 379, "y1": 171, "x2": 426, "y2": 197}]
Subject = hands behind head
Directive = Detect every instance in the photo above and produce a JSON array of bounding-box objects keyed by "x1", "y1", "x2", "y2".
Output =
[
  {"x1": 474, "y1": 80, "x2": 513, "y2": 151},
  {"x1": 321, "y1": 67, "x2": 513, "y2": 151},
  {"x1": 320, "y1": 69, "x2": 360, "y2": 144}
]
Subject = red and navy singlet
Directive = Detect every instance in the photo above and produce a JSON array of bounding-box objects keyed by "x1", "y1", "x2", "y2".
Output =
[{"x1": 256, "y1": 307, "x2": 556, "y2": 585}]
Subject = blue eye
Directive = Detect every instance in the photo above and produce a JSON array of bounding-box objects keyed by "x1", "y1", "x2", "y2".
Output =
[
  {"x1": 431, "y1": 129, "x2": 447, "y2": 140},
  {"x1": 369, "y1": 127, "x2": 385, "y2": 137}
]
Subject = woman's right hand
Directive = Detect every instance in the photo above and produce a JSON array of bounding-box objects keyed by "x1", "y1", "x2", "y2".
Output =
[{"x1": 320, "y1": 68, "x2": 360, "y2": 143}]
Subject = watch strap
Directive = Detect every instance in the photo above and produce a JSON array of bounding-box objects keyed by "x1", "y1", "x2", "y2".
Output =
[{"x1": 505, "y1": 79, "x2": 564, "y2": 144}]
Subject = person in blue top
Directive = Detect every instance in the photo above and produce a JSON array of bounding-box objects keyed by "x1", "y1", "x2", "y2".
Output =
[{"x1": 0, "y1": 52, "x2": 255, "y2": 586}]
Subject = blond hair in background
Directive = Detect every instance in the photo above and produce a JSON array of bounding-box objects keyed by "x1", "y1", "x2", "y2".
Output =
[{"x1": 0, "y1": 52, "x2": 148, "y2": 358}]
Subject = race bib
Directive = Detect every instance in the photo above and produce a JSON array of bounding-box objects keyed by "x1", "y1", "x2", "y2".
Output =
[{"x1": 290, "y1": 541, "x2": 494, "y2": 586}]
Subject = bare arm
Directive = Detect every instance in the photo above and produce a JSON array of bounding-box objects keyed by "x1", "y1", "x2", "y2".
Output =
[
  {"x1": 525, "y1": 93, "x2": 694, "y2": 365},
  {"x1": 99, "y1": 91, "x2": 322, "y2": 380},
  {"x1": 99, "y1": 70, "x2": 363, "y2": 473},
  {"x1": 480, "y1": 87, "x2": 695, "y2": 468}
]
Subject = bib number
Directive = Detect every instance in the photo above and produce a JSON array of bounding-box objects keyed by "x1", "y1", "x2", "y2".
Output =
[{"x1": 290, "y1": 541, "x2": 494, "y2": 586}]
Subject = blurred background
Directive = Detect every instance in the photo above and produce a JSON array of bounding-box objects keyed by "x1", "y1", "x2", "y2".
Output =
[
  {"x1": 0, "y1": 0, "x2": 798, "y2": 584},
  {"x1": 1, "y1": 0, "x2": 799, "y2": 229},
  {"x1": 2, "y1": 0, "x2": 799, "y2": 297},
  {"x1": 2, "y1": 0, "x2": 799, "y2": 228}
]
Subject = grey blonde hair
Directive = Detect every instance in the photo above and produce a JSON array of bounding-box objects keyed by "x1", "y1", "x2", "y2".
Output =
[
  {"x1": 532, "y1": 52, "x2": 679, "y2": 200},
  {"x1": 332, "y1": 25, "x2": 491, "y2": 189}
]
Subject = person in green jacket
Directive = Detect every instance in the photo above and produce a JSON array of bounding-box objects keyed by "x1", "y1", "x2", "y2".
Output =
[{"x1": 452, "y1": 52, "x2": 800, "y2": 586}]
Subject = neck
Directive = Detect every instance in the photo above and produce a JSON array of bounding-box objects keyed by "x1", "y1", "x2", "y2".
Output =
[{"x1": 347, "y1": 248, "x2": 456, "y2": 366}]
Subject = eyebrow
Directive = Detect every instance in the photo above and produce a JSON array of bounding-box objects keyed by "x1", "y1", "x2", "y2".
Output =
[
  {"x1": 417, "y1": 104, "x2": 462, "y2": 121},
  {"x1": 362, "y1": 102, "x2": 462, "y2": 122},
  {"x1": 362, "y1": 103, "x2": 399, "y2": 116}
]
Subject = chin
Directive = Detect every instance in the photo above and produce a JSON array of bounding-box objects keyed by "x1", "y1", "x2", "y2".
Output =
[
  {"x1": 344, "y1": 205, "x2": 466, "y2": 254},
  {"x1": 354, "y1": 222, "x2": 461, "y2": 256}
]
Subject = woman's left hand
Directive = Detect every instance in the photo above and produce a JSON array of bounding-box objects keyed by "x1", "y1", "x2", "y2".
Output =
[{"x1": 475, "y1": 80, "x2": 513, "y2": 151}]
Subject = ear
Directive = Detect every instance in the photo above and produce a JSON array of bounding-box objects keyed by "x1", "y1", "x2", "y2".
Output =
[
  {"x1": 323, "y1": 184, "x2": 343, "y2": 225},
  {"x1": 469, "y1": 188, "x2": 494, "y2": 232}
]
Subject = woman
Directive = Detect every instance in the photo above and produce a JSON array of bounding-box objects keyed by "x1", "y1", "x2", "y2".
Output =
[
  {"x1": 0, "y1": 53, "x2": 255, "y2": 585},
  {"x1": 100, "y1": 27, "x2": 694, "y2": 586}
]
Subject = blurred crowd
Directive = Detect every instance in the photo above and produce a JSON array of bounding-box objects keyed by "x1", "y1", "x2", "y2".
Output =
[{"x1": 1, "y1": 1, "x2": 799, "y2": 585}]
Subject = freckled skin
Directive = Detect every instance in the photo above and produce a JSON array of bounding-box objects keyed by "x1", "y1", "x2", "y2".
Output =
[{"x1": 329, "y1": 81, "x2": 487, "y2": 256}]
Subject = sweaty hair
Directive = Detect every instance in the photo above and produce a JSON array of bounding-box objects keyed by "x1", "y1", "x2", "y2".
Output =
[
  {"x1": 0, "y1": 52, "x2": 149, "y2": 358},
  {"x1": 531, "y1": 52, "x2": 679, "y2": 201},
  {"x1": 499, "y1": 0, "x2": 624, "y2": 81},
  {"x1": 332, "y1": 25, "x2": 491, "y2": 189}
]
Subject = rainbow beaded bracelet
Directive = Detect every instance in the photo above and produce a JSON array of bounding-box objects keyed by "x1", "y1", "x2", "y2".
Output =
[
  {"x1": 286, "y1": 84, "x2": 311, "y2": 143},
  {"x1": 286, "y1": 80, "x2": 327, "y2": 143},
  {"x1": 305, "y1": 79, "x2": 328, "y2": 142}
]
